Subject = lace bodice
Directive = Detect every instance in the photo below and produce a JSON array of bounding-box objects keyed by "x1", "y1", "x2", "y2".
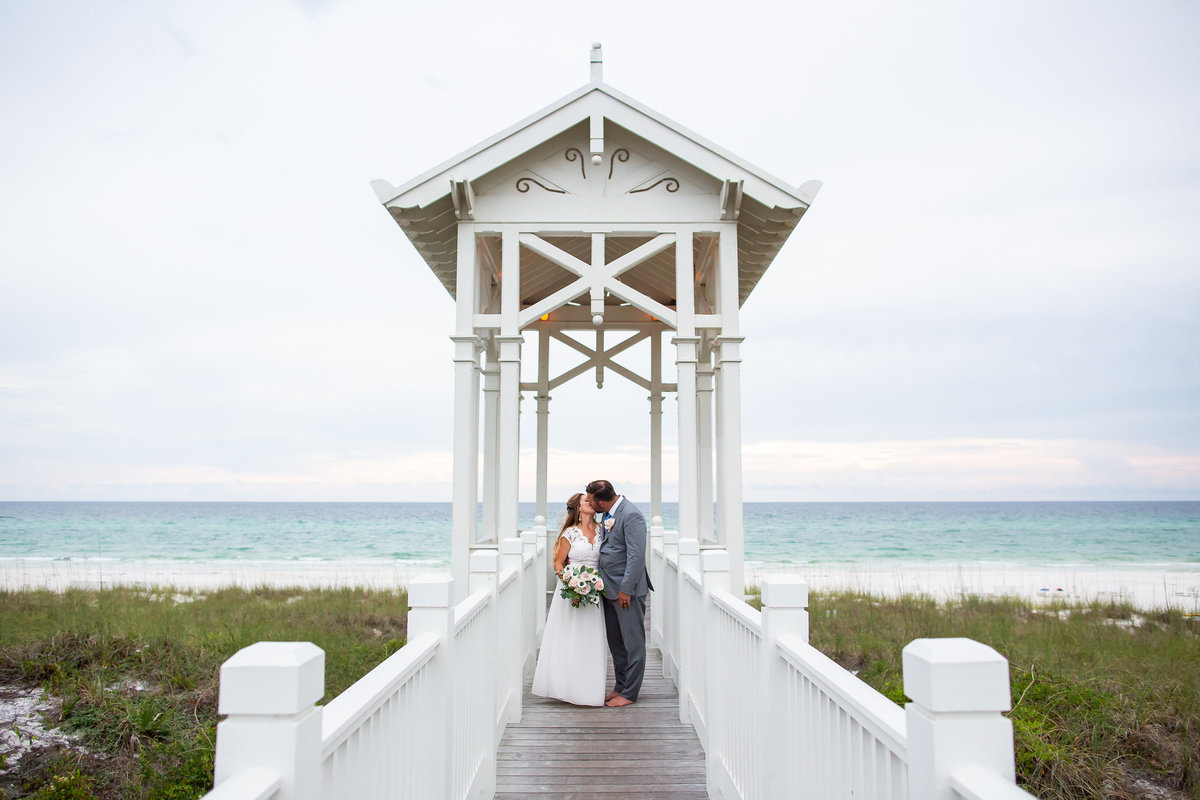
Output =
[{"x1": 560, "y1": 524, "x2": 601, "y2": 568}]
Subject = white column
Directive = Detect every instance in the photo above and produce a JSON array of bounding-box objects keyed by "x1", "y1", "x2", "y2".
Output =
[
  {"x1": 481, "y1": 339, "x2": 499, "y2": 544},
  {"x1": 497, "y1": 229, "x2": 522, "y2": 542},
  {"x1": 903, "y1": 638, "x2": 1016, "y2": 800},
  {"x1": 697, "y1": 348, "x2": 714, "y2": 545},
  {"x1": 674, "y1": 229, "x2": 699, "y2": 540},
  {"x1": 535, "y1": 327, "x2": 551, "y2": 535},
  {"x1": 449, "y1": 224, "x2": 480, "y2": 596},
  {"x1": 715, "y1": 224, "x2": 744, "y2": 593},
  {"x1": 649, "y1": 329, "x2": 664, "y2": 529},
  {"x1": 213, "y1": 642, "x2": 324, "y2": 800}
]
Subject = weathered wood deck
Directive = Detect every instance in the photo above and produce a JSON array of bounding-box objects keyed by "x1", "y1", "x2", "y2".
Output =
[{"x1": 495, "y1": 620, "x2": 710, "y2": 799}]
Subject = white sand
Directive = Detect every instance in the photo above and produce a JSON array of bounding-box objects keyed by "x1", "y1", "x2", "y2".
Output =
[
  {"x1": 747, "y1": 564, "x2": 1200, "y2": 612},
  {"x1": 3, "y1": 558, "x2": 1198, "y2": 612},
  {"x1": 0, "y1": 559, "x2": 436, "y2": 592}
]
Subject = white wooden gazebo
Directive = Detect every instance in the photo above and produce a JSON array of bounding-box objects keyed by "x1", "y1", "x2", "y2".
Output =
[{"x1": 372, "y1": 45, "x2": 819, "y2": 597}]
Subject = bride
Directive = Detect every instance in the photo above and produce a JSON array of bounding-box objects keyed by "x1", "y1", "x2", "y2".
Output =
[{"x1": 531, "y1": 492, "x2": 606, "y2": 706}]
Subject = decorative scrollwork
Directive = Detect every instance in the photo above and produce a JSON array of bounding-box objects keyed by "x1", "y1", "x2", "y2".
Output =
[
  {"x1": 608, "y1": 148, "x2": 629, "y2": 180},
  {"x1": 565, "y1": 148, "x2": 586, "y2": 179},
  {"x1": 629, "y1": 177, "x2": 680, "y2": 194},
  {"x1": 515, "y1": 177, "x2": 566, "y2": 194}
]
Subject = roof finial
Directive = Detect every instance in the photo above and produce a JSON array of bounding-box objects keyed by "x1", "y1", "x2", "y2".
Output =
[{"x1": 590, "y1": 42, "x2": 603, "y2": 83}]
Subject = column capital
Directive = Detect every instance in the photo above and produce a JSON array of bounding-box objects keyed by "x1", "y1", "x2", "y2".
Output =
[
  {"x1": 714, "y1": 335, "x2": 745, "y2": 363},
  {"x1": 672, "y1": 335, "x2": 701, "y2": 363},
  {"x1": 495, "y1": 335, "x2": 523, "y2": 362},
  {"x1": 450, "y1": 335, "x2": 481, "y2": 363}
]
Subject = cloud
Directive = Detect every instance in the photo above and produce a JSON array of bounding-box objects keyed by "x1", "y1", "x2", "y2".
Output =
[{"x1": 1, "y1": 1, "x2": 1198, "y2": 501}]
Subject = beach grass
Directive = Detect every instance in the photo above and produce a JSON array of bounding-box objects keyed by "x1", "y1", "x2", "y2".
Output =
[
  {"x1": 0, "y1": 586, "x2": 407, "y2": 800},
  {"x1": 746, "y1": 587, "x2": 1200, "y2": 800},
  {"x1": 4, "y1": 587, "x2": 1197, "y2": 799}
]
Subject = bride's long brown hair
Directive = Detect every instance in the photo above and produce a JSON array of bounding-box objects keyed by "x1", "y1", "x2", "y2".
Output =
[{"x1": 554, "y1": 492, "x2": 588, "y2": 553}]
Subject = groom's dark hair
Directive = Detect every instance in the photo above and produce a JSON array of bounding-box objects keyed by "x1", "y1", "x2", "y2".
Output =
[{"x1": 586, "y1": 480, "x2": 616, "y2": 501}]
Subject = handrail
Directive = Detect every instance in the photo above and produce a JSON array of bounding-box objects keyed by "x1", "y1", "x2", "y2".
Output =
[
  {"x1": 952, "y1": 766, "x2": 1038, "y2": 800},
  {"x1": 320, "y1": 632, "x2": 439, "y2": 756},
  {"x1": 776, "y1": 632, "x2": 907, "y2": 755},
  {"x1": 204, "y1": 768, "x2": 281, "y2": 800},
  {"x1": 498, "y1": 565, "x2": 518, "y2": 591},
  {"x1": 452, "y1": 587, "x2": 490, "y2": 635},
  {"x1": 710, "y1": 587, "x2": 762, "y2": 631}
]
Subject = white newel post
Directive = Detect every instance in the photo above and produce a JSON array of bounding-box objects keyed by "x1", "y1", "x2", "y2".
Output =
[
  {"x1": 675, "y1": 536, "x2": 698, "y2": 722},
  {"x1": 469, "y1": 549, "x2": 500, "y2": 797},
  {"x1": 406, "y1": 577, "x2": 456, "y2": 799},
  {"x1": 523, "y1": 530, "x2": 546, "y2": 641},
  {"x1": 701, "y1": 549, "x2": 731, "y2": 795},
  {"x1": 648, "y1": 525, "x2": 664, "y2": 650},
  {"x1": 213, "y1": 642, "x2": 324, "y2": 800},
  {"x1": 903, "y1": 638, "x2": 1016, "y2": 800},
  {"x1": 500, "y1": 536, "x2": 525, "y2": 723},
  {"x1": 759, "y1": 579, "x2": 809, "y2": 800},
  {"x1": 661, "y1": 531, "x2": 680, "y2": 681}
]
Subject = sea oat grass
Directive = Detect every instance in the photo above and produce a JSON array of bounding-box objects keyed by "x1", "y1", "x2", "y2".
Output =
[{"x1": 1, "y1": 586, "x2": 407, "y2": 799}]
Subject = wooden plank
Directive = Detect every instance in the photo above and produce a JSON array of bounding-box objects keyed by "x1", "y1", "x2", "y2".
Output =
[
  {"x1": 496, "y1": 634, "x2": 712, "y2": 799},
  {"x1": 497, "y1": 601, "x2": 711, "y2": 798}
]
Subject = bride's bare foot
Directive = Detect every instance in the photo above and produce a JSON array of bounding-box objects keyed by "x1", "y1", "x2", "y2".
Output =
[
  {"x1": 605, "y1": 695, "x2": 634, "y2": 707},
  {"x1": 605, "y1": 691, "x2": 621, "y2": 702}
]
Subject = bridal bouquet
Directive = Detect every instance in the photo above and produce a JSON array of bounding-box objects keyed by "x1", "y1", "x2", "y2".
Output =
[{"x1": 559, "y1": 564, "x2": 604, "y2": 607}]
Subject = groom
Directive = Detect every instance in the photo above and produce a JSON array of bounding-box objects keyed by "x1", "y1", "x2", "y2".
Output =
[{"x1": 586, "y1": 479, "x2": 653, "y2": 707}]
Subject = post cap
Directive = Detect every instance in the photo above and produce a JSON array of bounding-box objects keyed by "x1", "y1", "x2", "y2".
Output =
[
  {"x1": 678, "y1": 537, "x2": 700, "y2": 555},
  {"x1": 218, "y1": 642, "x2": 324, "y2": 716},
  {"x1": 902, "y1": 638, "x2": 1011, "y2": 712},
  {"x1": 761, "y1": 578, "x2": 809, "y2": 608},
  {"x1": 409, "y1": 576, "x2": 454, "y2": 608},
  {"x1": 500, "y1": 536, "x2": 524, "y2": 554},
  {"x1": 521, "y1": 530, "x2": 539, "y2": 544},
  {"x1": 470, "y1": 548, "x2": 500, "y2": 572},
  {"x1": 701, "y1": 549, "x2": 730, "y2": 572},
  {"x1": 662, "y1": 531, "x2": 680, "y2": 544}
]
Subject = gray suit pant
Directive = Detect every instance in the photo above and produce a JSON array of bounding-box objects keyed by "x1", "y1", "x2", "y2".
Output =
[{"x1": 603, "y1": 593, "x2": 647, "y2": 701}]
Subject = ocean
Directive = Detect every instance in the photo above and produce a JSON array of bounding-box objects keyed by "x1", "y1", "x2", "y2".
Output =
[{"x1": 1, "y1": 501, "x2": 1197, "y2": 573}]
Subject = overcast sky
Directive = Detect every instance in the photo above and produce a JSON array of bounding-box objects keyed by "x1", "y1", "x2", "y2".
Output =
[{"x1": 1, "y1": 0, "x2": 1197, "y2": 502}]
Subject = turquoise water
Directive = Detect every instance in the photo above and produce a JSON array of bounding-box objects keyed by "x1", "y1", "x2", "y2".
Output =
[{"x1": 1, "y1": 501, "x2": 1197, "y2": 570}]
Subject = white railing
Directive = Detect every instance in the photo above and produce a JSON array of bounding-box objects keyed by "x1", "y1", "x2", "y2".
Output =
[
  {"x1": 206, "y1": 526, "x2": 1035, "y2": 800},
  {"x1": 649, "y1": 536, "x2": 1039, "y2": 800},
  {"x1": 204, "y1": 532, "x2": 547, "y2": 800}
]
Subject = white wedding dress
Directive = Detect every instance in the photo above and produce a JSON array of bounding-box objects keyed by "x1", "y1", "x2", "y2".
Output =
[{"x1": 531, "y1": 525, "x2": 606, "y2": 706}]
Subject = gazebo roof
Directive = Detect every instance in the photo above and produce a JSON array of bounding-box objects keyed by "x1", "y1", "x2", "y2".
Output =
[{"x1": 372, "y1": 63, "x2": 820, "y2": 310}]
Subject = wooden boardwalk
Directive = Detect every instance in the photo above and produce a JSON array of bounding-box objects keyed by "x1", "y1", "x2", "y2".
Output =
[{"x1": 495, "y1": 641, "x2": 710, "y2": 799}]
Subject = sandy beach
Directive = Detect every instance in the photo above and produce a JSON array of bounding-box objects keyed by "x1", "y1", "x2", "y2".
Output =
[
  {"x1": 3, "y1": 557, "x2": 1198, "y2": 612},
  {"x1": 747, "y1": 563, "x2": 1200, "y2": 612}
]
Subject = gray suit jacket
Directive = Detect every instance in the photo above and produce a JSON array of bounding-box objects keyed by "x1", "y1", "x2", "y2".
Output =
[{"x1": 598, "y1": 497, "x2": 653, "y2": 599}]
